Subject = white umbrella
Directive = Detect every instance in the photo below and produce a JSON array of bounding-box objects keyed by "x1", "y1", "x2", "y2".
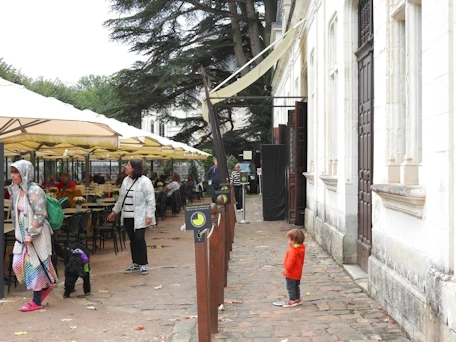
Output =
[{"x1": 0, "y1": 78, "x2": 120, "y2": 150}]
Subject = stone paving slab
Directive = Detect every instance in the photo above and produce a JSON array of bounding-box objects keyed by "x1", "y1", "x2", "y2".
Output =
[{"x1": 189, "y1": 195, "x2": 411, "y2": 341}]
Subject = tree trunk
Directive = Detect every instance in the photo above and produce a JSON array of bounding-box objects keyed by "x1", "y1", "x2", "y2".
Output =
[
  {"x1": 245, "y1": 0, "x2": 264, "y2": 63},
  {"x1": 228, "y1": 2, "x2": 249, "y2": 76},
  {"x1": 263, "y1": 0, "x2": 277, "y2": 47}
]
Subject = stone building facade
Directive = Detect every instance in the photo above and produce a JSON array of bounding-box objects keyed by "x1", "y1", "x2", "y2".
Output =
[{"x1": 272, "y1": 0, "x2": 456, "y2": 340}]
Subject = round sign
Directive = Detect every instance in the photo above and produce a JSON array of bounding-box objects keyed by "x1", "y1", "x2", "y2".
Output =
[
  {"x1": 241, "y1": 176, "x2": 247, "y2": 182},
  {"x1": 190, "y1": 212, "x2": 206, "y2": 228}
]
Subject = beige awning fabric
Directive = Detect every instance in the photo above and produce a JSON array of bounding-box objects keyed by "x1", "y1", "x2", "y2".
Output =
[
  {"x1": 201, "y1": 20, "x2": 303, "y2": 122},
  {"x1": 0, "y1": 78, "x2": 120, "y2": 149}
]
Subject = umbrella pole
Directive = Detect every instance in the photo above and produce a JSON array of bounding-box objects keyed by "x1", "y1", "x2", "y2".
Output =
[
  {"x1": 0, "y1": 142, "x2": 5, "y2": 299},
  {"x1": 109, "y1": 160, "x2": 112, "y2": 177},
  {"x1": 85, "y1": 155, "x2": 90, "y2": 187},
  {"x1": 36, "y1": 157, "x2": 39, "y2": 183},
  {"x1": 118, "y1": 157, "x2": 122, "y2": 174}
]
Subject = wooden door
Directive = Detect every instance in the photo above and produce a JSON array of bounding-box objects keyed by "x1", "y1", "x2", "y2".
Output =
[
  {"x1": 356, "y1": 0, "x2": 374, "y2": 272},
  {"x1": 286, "y1": 102, "x2": 307, "y2": 225}
]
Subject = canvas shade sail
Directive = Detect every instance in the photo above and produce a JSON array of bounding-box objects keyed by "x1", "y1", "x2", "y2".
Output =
[
  {"x1": 28, "y1": 111, "x2": 210, "y2": 160},
  {"x1": 0, "y1": 78, "x2": 120, "y2": 149},
  {"x1": 201, "y1": 19, "x2": 304, "y2": 121},
  {"x1": 79, "y1": 110, "x2": 209, "y2": 159}
]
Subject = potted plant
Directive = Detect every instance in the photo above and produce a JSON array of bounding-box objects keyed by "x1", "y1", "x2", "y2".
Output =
[
  {"x1": 95, "y1": 192, "x2": 104, "y2": 205},
  {"x1": 112, "y1": 190, "x2": 120, "y2": 201},
  {"x1": 48, "y1": 187, "x2": 58, "y2": 198},
  {"x1": 74, "y1": 196, "x2": 86, "y2": 212}
]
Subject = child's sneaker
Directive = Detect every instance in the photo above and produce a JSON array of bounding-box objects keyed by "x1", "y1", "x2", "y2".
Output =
[
  {"x1": 140, "y1": 265, "x2": 148, "y2": 275},
  {"x1": 124, "y1": 264, "x2": 140, "y2": 273},
  {"x1": 282, "y1": 300, "x2": 298, "y2": 308},
  {"x1": 295, "y1": 298, "x2": 302, "y2": 305}
]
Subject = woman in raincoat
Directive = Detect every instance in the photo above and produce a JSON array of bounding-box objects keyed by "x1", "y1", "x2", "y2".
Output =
[{"x1": 9, "y1": 160, "x2": 56, "y2": 312}]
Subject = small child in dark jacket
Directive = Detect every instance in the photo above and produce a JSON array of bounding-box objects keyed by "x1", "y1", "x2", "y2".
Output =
[{"x1": 282, "y1": 228, "x2": 306, "y2": 307}]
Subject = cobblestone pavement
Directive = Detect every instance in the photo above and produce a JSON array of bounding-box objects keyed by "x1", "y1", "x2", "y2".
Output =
[
  {"x1": 0, "y1": 195, "x2": 411, "y2": 342},
  {"x1": 191, "y1": 195, "x2": 411, "y2": 342}
]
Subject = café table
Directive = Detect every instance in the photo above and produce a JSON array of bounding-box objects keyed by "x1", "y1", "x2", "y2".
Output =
[{"x1": 4, "y1": 223, "x2": 14, "y2": 234}]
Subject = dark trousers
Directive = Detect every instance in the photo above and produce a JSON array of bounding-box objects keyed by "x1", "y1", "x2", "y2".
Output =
[
  {"x1": 286, "y1": 278, "x2": 301, "y2": 301},
  {"x1": 211, "y1": 184, "x2": 220, "y2": 203},
  {"x1": 124, "y1": 218, "x2": 148, "y2": 266},
  {"x1": 234, "y1": 186, "x2": 243, "y2": 210}
]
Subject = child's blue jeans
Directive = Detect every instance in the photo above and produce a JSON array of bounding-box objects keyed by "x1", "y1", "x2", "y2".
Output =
[{"x1": 286, "y1": 278, "x2": 301, "y2": 301}]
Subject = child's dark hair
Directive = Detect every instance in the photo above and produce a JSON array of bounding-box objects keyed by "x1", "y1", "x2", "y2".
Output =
[{"x1": 286, "y1": 229, "x2": 305, "y2": 244}]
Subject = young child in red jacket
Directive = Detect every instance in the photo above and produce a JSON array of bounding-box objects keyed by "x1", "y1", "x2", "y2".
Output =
[{"x1": 281, "y1": 228, "x2": 306, "y2": 307}]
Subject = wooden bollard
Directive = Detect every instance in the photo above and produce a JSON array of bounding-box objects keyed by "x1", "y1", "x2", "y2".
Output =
[
  {"x1": 194, "y1": 227, "x2": 211, "y2": 341},
  {"x1": 209, "y1": 203, "x2": 223, "y2": 333},
  {"x1": 230, "y1": 184, "x2": 236, "y2": 244}
]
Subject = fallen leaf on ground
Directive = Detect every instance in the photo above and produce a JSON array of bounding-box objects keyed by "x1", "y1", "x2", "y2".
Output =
[
  {"x1": 61, "y1": 318, "x2": 73, "y2": 321},
  {"x1": 14, "y1": 332, "x2": 27, "y2": 336},
  {"x1": 184, "y1": 315, "x2": 197, "y2": 319},
  {"x1": 70, "y1": 326, "x2": 77, "y2": 330},
  {"x1": 306, "y1": 292, "x2": 311, "y2": 296},
  {"x1": 250, "y1": 273, "x2": 257, "y2": 276},
  {"x1": 133, "y1": 325, "x2": 145, "y2": 330},
  {"x1": 98, "y1": 290, "x2": 109, "y2": 293},
  {"x1": 218, "y1": 304, "x2": 225, "y2": 311},
  {"x1": 218, "y1": 317, "x2": 225, "y2": 322},
  {"x1": 154, "y1": 285, "x2": 162, "y2": 290},
  {"x1": 87, "y1": 306, "x2": 97, "y2": 310},
  {"x1": 224, "y1": 298, "x2": 243, "y2": 304}
]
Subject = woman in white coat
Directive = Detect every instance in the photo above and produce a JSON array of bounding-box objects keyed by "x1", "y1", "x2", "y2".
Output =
[{"x1": 108, "y1": 160, "x2": 156, "y2": 275}]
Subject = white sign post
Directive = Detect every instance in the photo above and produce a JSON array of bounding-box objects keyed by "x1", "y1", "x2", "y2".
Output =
[{"x1": 257, "y1": 168, "x2": 262, "y2": 195}]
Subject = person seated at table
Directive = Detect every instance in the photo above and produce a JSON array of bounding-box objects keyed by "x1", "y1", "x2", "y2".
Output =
[
  {"x1": 164, "y1": 172, "x2": 181, "y2": 197},
  {"x1": 187, "y1": 175, "x2": 196, "y2": 191},
  {"x1": 116, "y1": 172, "x2": 127, "y2": 186},
  {"x1": 4, "y1": 179, "x2": 12, "y2": 199},
  {"x1": 57, "y1": 172, "x2": 80, "y2": 207},
  {"x1": 154, "y1": 174, "x2": 167, "y2": 188},
  {"x1": 105, "y1": 173, "x2": 112, "y2": 182},
  {"x1": 57, "y1": 172, "x2": 76, "y2": 192},
  {"x1": 41, "y1": 175, "x2": 56, "y2": 189},
  {"x1": 150, "y1": 171, "x2": 157, "y2": 182},
  {"x1": 93, "y1": 173, "x2": 105, "y2": 185}
]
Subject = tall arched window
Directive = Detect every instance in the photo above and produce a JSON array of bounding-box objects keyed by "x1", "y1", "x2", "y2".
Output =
[{"x1": 159, "y1": 122, "x2": 165, "y2": 137}]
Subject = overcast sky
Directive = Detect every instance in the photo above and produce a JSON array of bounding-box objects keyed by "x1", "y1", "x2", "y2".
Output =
[{"x1": 0, "y1": 0, "x2": 141, "y2": 84}]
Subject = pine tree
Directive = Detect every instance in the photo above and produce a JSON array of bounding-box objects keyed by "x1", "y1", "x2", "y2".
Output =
[{"x1": 106, "y1": 0, "x2": 277, "y2": 154}]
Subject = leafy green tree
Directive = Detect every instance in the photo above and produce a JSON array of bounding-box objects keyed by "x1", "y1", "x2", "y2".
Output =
[
  {"x1": 226, "y1": 155, "x2": 239, "y2": 174},
  {"x1": 188, "y1": 160, "x2": 200, "y2": 181},
  {"x1": 106, "y1": 0, "x2": 276, "y2": 151},
  {"x1": 0, "y1": 58, "x2": 120, "y2": 117},
  {"x1": 200, "y1": 149, "x2": 215, "y2": 178},
  {"x1": 162, "y1": 159, "x2": 174, "y2": 178}
]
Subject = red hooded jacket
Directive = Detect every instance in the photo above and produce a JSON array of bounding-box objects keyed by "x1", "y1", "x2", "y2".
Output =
[{"x1": 283, "y1": 243, "x2": 306, "y2": 280}]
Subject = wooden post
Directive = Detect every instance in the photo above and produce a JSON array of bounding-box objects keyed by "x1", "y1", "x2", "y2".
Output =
[
  {"x1": 209, "y1": 210, "x2": 224, "y2": 333},
  {"x1": 194, "y1": 228, "x2": 211, "y2": 341}
]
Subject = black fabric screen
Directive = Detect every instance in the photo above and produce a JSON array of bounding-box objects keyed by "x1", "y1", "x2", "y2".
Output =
[{"x1": 261, "y1": 144, "x2": 286, "y2": 221}]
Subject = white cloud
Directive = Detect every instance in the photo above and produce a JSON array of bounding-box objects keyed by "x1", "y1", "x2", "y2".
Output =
[{"x1": 0, "y1": 0, "x2": 142, "y2": 84}]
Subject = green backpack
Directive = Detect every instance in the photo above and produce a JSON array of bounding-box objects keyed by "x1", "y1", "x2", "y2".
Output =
[{"x1": 46, "y1": 196, "x2": 65, "y2": 231}]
